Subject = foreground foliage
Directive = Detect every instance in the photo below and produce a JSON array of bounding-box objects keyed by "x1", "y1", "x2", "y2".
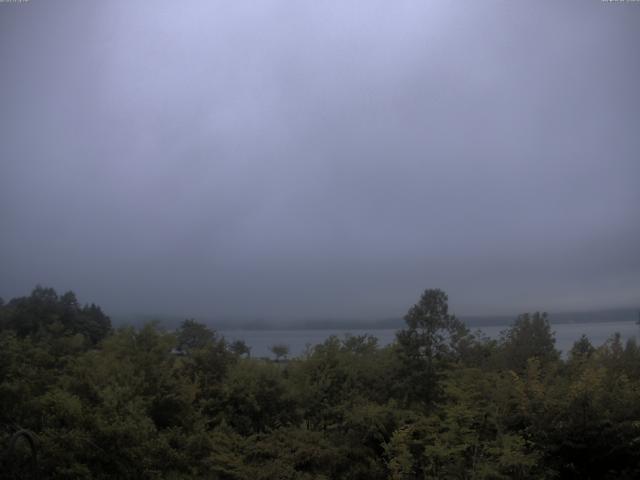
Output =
[{"x1": 1, "y1": 287, "x2": 639, "y2": 479}]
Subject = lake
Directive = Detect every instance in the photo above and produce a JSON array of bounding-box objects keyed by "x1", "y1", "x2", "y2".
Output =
[{"x1": 221, "y1": 321, "x2": 639, "y2": 359}]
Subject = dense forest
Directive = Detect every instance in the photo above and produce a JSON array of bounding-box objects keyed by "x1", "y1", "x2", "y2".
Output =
[{"x1": 1, "y1": 287, "x2": 639, "y2": 479}]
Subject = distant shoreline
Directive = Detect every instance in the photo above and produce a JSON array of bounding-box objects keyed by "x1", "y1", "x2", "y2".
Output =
[
  {"x1": 216, "y1": 319, "x2": 639, "y2": 331},
  {"x1": 112, "y1": 308, "x2": 639, "y2": 331}
]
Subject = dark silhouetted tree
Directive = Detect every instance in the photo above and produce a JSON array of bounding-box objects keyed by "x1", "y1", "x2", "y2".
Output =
[
  {"x1": 176, "y1": 318, "x2": 216, "y2": 352},
  {"x1": 230, "y1": 339, "x2": 251, "y2": 358},
  {"x1": 270, "y1": 344, "x2": 290, "y2": 362},
  {"x1": 395, "y1": 288, "x2": 469, "y2": 407},
  {"x1": 500, "y1": 312, "x2": 559, "y2": 372},
  {"x1": 570, "y1": 334, "x2": 595, "y2": 361}
]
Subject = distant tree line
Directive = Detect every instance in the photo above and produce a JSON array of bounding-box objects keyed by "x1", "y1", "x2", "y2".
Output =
[{"x1": 1, "y1": 286, "x2": 639, "y2": 479}]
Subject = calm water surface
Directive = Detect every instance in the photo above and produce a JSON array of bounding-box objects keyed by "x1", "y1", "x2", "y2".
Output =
[{"x1": 222, "y1": 321, "x2": 639, "y2": 359}]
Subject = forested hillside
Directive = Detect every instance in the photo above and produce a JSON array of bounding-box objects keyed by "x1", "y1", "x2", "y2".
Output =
[{"x1": 1, "y1": 287, "x2": 639, "y2": 479}]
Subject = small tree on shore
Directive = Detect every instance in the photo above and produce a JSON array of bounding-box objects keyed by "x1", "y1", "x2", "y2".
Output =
[{"x1": 270, "y1": 344, "x2": 290, "y2": 362}]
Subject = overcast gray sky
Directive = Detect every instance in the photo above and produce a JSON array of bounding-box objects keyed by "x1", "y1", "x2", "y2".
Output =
[{"x1": 1, "y1": 0, "x2": 639, "y2": 321}]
